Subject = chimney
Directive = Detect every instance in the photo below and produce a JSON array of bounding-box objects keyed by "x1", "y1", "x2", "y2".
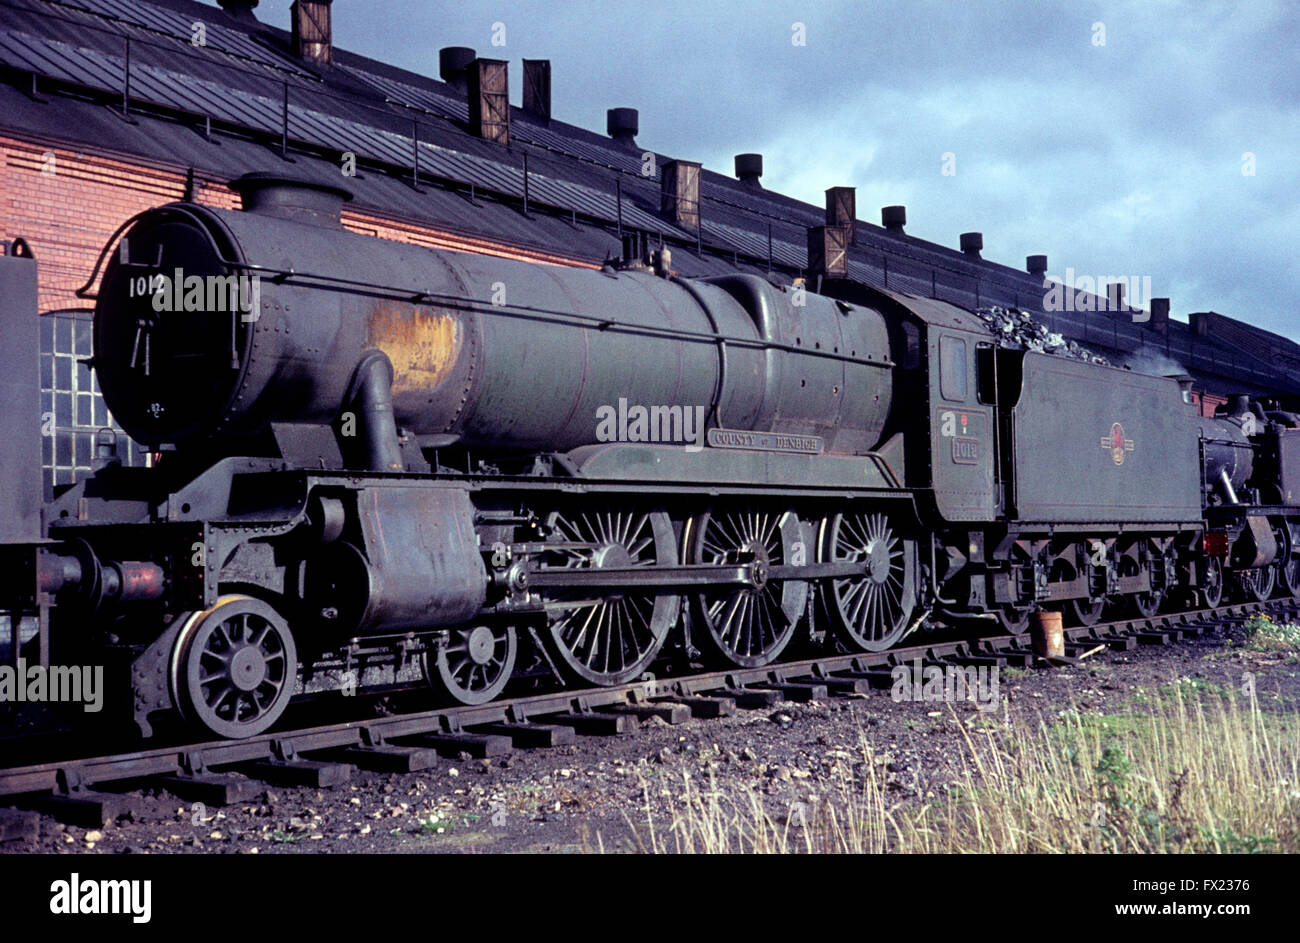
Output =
[
  {"x1": 735, "y1": 153, "x2": 763, "y2": 187},
  {"x1": 1026, "y1": 254, "x2": 1047, "y2": 276},
  {"x1": 229, "y1": 173, "x2": 352, "y2": 228},
  {"x1": 825, "y1": 187, "x2": 856, "y2": 244},
  {"x1": 1190, "y1": 311, "x2": 1210, "y2": 337},
  {"x1": 467, "y1": 58, "x2": 510, "y2": 145},
  {"x1": 882, "y1": 205, "x2": 906, "y2": 234},
  {"x1": 291, "y1": 1, "x2": 331, "y2": 65},
  {"x1": 660, "y1": 159, "x2": 701, "y2": 230},
  {"x1": 808, "y1": 226, "x2": 849, "y2": 279},
  {"x1": 607, "y1": 108, "x2": 639, "y2": 148},
  {"x1": 439, "y1": 47, "x2": 476, "y2": 93},
  {"x1": 1149, "y1": 297, "x2": 1170, "y2": 335},
  {"x1": 960, "y1": 232, "x2": 983, "y2": 258},
  {"x1": 217, "y1": 0, "x2": 258, "y2": 21},
  {"x1": 522, "y1": 59, "x2": 551, "y2": 122}
]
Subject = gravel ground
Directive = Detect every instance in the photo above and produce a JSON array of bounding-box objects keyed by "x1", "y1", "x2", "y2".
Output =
[{"x1": 4, "y1": 625, "x2": 1297, "y2": 855}]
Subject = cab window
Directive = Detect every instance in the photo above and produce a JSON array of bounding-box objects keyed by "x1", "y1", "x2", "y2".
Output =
[
  {"x1": 939, "y1": 335, "x2": 967, "y2": 401},
  {"x1": 976, "y1": 343, "x2": 996, "y2": 404}
]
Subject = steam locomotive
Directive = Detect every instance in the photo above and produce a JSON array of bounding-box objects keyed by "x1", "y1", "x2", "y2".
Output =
[{"x1": 3, "y1": 173, "x2": 1298, "y2": 740}]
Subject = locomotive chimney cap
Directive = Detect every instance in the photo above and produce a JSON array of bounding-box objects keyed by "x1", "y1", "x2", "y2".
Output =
[
  {"x1": 960, "y1": 232, "x2": 983, "y2": 256},
  {"x1": 735, "y1": 153, "x2": 763, "y2": 186},
  {"x1": 439, "y1": 47, "x2": 477, "y2": 88},
  {"x1": 229, "y1": 173, "x2": 352, "y2": 227},
  {"x1": 1026, "y1": 254, "x2": 1048, "y2": 275}
]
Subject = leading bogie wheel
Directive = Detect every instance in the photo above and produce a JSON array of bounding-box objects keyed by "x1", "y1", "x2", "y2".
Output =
[
  {"x1": 171, "y1": 595, "x2": 298, "y2": 740},
  {"x1": 423, "y1": 624, "x2": 518, "y2": 706}
]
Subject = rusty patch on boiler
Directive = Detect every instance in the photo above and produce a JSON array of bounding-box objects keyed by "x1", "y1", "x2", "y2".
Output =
[{"x1": 365, "y1": 302, "x2": 460, "y2": 394}]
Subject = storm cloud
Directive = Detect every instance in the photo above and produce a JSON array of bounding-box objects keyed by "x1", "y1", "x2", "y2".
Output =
[{"x1": 231, "y1": 0, "x2": 1299, "y2": 339}]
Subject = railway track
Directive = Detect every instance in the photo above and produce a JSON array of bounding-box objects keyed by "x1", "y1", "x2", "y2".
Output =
[{"x1": 0, "y1": 598, "x2": 1291, "y2": 835}]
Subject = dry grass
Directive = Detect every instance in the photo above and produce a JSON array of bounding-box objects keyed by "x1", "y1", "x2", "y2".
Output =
[{"x1": 619, "y1": 687, "x2": 1300, "y2": 854}]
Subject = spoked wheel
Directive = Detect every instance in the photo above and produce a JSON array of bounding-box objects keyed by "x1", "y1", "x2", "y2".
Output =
[
  {"x1": 819, "y1": 510, "x2": 917, "y2": 652},
  {"x1": 688, "y1": 507, "x2": 808, "y2": 668},
  {"x1": 1278, "y1": 556, "x2": 1300, "y2": 598},
  {"x1": 537, "y1": 507, "x2": 681, "y2": 686},
  {"x1": 1051, "y1": 555, "x2": 1104, "y2": 627},
  {"x1": 1130, "y1": 540, "x2": 1171, "y2": 619},
  {"x1": 171, "y1": 595, "x2": 298, "y2": 740},
  {"x1": 995, "y1": 605, "x2": 1032, "y2": 634},
  {"x1": 1201, "y1": 557, "x2": 1224, "y2": 609},
  {"x1": 1273, "y1": 525, "x2": 1300, "y2": 598},
  {"x1": 1068, "y1": 596, "x2": 1106, "y2": 627},
  {"x1": 1235, "y1": 564, "x2": 1276, "y2": 603},
  {"x1": 423, "y1": 624, "x2": 517, "y2": 706}
]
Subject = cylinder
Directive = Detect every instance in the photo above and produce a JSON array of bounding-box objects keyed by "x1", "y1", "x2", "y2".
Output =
[{"x1": 1031, "y1": 610, "x2": 1064, "y2": 658}]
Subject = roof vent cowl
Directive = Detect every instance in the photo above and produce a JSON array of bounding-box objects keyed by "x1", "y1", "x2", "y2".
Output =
[
  {"x1": 607, "y1": 108, "x2": 639, "y2": 147},
  {"x1": 229, "y1": 173, "x2": 352, "y2": 228},
  {"x1": 882, "y1": 205, "x2": 906, "y2": 234},
  {"x1": 735, "y1": 153, "x2": 763, "y2": 187},
  {"x1": 439, "y1": 47, "x2": 477, "y2": 92},
  {"x1": 217, "y1": 0, "x2": 259, "y2": 20}
]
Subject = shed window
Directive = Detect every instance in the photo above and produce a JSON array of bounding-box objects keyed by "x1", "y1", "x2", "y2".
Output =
[{"x1": 939, "y1": 336, "x2": 968, "y2": 401}]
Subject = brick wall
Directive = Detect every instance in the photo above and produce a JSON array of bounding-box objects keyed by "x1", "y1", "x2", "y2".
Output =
[
  {"x1": 0, "y1": 135, "x2": 594, "y2": 316},
  {"x1": 0, "y1": 134, "x2": 596, "y2": 493}
]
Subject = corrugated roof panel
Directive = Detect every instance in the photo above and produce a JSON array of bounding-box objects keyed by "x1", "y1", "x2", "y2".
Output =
[
  {"x1": 0, "y1": 28, "x2": 122, "y2": 90},
  {"x1": 512, "y1": 119, "x2": 647, "y2": 175},
  {"x1": 702, "y1": 178, "x2": 821, "y2": 228},
  {"x1": 344, "y1": 66, "x2": 468, "y2": 122},
  {"x1": 51, "y1": 0, "x2": 308, "y2": 76},
  {"x1": 187, "y1": 72, "x2": 280, "y2": 131},
  {"x1": 0, "y1": 23, "x2": 730, "y2": 245}
]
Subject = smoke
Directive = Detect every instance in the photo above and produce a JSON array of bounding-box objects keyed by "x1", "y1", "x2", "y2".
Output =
[{"x1": 1123, "y1": 347, "x2": 1187, "y2": 378}]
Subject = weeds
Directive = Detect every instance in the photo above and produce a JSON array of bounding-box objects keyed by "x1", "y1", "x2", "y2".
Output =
[
  {"x1": 1243, "y1": 614, "x2": 1300, "y2": 653},
  {"x1": 619, "y1": 689, "x2": 1299, "y2": 853}
]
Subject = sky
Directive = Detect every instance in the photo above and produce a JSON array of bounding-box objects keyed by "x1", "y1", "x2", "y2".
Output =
[{"x1": 211, "y1": 0, "x2": 1298, "y2": 341}]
